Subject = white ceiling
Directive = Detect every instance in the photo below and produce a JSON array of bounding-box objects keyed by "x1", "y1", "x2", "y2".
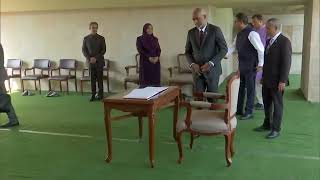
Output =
[{"x1": 0, "y1": 0, "x2": 307, "y2": 13}]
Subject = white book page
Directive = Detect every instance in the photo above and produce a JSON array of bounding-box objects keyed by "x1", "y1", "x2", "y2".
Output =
[{"x1": 124, "y1": 87, "x2": 169, "y2": 99}]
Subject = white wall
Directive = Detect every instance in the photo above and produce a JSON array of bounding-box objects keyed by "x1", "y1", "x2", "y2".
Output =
[
  {"x1": 0, "y1": 6, "x2": 234, "y2": 92},
  {"x1": 210, "y1": 7, "x2": 236, "y2": 80}
]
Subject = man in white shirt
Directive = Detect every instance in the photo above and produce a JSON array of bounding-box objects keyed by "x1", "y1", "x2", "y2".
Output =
[
  {"x1": 227, "y1": 13, "x2": 265, "y2": 120},
  {"x1": 252, "y1": 14, "x2": 268, "y2": 110}
]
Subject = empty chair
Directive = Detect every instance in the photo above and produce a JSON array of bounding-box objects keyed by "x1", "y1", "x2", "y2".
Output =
[
  {"x1": 5, "y1": 59, "x2": 23, "y2": 93},
  {"x1": 176, "y1": 72, "x2": 240, "y2": 167},
  {"x1": 48, "y1": 59, "x2": 78, "y2": 95},
  {"x1": 21, "y1": 59, "x2": 51, "y2": 94},
  {"x1": 80, "y1": 59, "x2": 110, "y2": 95},
  {"x1": 124, "y1": 54, "x2": 139, "y2": 90},
  {"x1": 168, "y1": 54, "x2": 194, "y2": 87}
]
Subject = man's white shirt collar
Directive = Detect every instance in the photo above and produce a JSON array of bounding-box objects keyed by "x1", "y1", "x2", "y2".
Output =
[
  {"x1": 271, "y1": 32, "x2": 281, "y2": 42},
  {"x1": 198, "y1": 23, "x2": 207, "y2": 32}
]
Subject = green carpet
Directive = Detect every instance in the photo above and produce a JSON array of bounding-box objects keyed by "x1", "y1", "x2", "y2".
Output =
[{"x1": 0, "y1": 75, "x2": 319, "y2": 180}]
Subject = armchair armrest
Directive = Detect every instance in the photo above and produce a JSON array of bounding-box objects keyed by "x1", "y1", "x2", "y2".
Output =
[
  {"x1": 6, "y1": 67, "x2": 21, "y2": 71},
  {"x1": 193, "y1": 92, "x2": 226, "y2": 100},
  {"x1": 102, "y1": 67, "x2": 109, "y2": 78},
  {"x1": 189, "y1": 101, "x2": 228, "y2": 110},
  {"x1": 50, "y1": 68, "x2": 60, "y2": 76},
  {"x1": 104, "y1": 62, "x2": 110, "y2": 71},
  {"x1": 11, "y1": 68, "x2": 22, "y2": 76},
  {"x1": 103, "y1": 66, "x2": 110, "y2": 72},
  {"x1": 125, "y1": 65, "x2": 137, "y2": 76},
  {"x1": 5, "y1": 68, "x2": 12, "y2": 76},
  {"x1": 82, "y1": 68, "x2": 89, "y2": 77},
  {"x1": 203, "y1": 92, "x2": 226, "y2": 99},
  {"x1": 68, "y1": 68, "x2": 77, "y2": 76},
  {"x1": 24, "y1": 68, "x2": 35, "y2": 76},
  {"x1": 168, "y1": 66, "x2": 178, "y2": 77},
  {"x1": 190, "y1": 101, "x2": 212, "y2": 108}
]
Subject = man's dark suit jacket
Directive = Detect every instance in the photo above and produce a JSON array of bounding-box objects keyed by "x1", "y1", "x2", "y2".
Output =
[
  {"x1": 263, "y1": 34, "x2": 292, "y2": 88},
  {"x1": 0, "y1": 44, "x2": 8, "y2": 84},
  {"x1": 185, "y1": 23, "x2": 228, "y2": 77},
  {"x1": 0, "y1": 43, "x2": 10, "y2": 112},
  {"x1": 82, "y1": 34, "x2": 106, "y2": 69}
]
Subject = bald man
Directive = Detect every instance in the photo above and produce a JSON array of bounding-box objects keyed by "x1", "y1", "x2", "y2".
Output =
[
  {"x1": 0, "y1": 43, "x2": 19, "y2": 128},
  {"x1": 185, "y1": 8, "x2": 228, "y2": 101}
]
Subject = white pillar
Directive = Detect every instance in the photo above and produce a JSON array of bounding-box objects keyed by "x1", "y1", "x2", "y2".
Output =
[{"x1": 301, "y1": 0, "x2": 320, "y2": 102}]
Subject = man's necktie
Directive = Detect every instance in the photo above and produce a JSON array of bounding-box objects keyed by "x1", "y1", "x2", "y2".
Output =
[
  {"x1": 267, "y1": 39, "x2": 274, "y2": 50},
  {"x1": 200, "y1": 30, "x2": 205, "y2": 45}
]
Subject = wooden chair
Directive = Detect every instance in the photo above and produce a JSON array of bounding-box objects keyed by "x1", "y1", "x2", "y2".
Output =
[
  {"x1": 176, "y1": 72, "x2": 240, "y2": 167},
  {"x1": 48, "y1": 59, "x2": 78, "y2": 95},
  {"x1": 80, "y1": 59, "x2": 110, "y2": 95},
  {"x1": 168, "y1": 54, "x2": 194, "y2": 89},
  {"x1": 5, "y1": 59, "x2": 23, "y2": 93},
  {"x1": 21, "y1": 59, "x2": 51, "y2": 94},
  {"x1": 103, "y1": 59, "x2": 111, "y2": 92},
  {"x1": 124, "y1": 54, "x2": 139, "y2": 90}
]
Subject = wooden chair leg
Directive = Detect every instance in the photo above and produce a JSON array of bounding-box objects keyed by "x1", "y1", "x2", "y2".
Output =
[
  {"x1": 138, "y1": 116, "x2": 143, "y2": 139},
  {"x1": 48, "y1": 80, "x2": 52, "y2": 91},
  {"x1": 124, "y1": 81, "x2": 127, "y2": 90},
  {"x1": 34, "y1": 80, "x2": 37, "y2": 91},
  {"x1": 38, "y1": 79, "x2": 41, "y2": 94},
  {"x1": 177, "y1": 132, "x2": 184, "y2": 164},
  {"x1": 66, "y1": 80, "x2": 69, "y2": 95},
  {"x1": 59, "y1": 81, "x2": 62, "y2": 92},
  {"x1": 75, "y1": 79, "x2": 78, "y2": 92},
  {"x1": 21, "y1": 80, "x2": 25, "y2": 92},
  {"x1": 107, "y1": 77, "x2": 110, "y2": 92},
  {"x1": 224, "y1": 134, "x2": 232, "y2": 167},
  {"x1": 231, "y1": 130, "x2": 236, "y2": 157},
  {"x1": 178, "y1": 87, "x2": 186, "y2": 101},
  {"x1": 8, "y1": 79, "x2": 11, "y2": 93},
  {"x1": 19, "y1": 79, "x2": 22, "y2": 92},
  {"x1": 80, "y1": 80, "x2": 83, "y2": 96},
  {"x1": 189, "y1": 132, "x2": 194, "y2": 149}
]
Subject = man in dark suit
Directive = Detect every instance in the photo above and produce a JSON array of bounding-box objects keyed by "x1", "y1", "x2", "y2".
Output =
[
  {"x1": 254, "y1": 18, "x2": 292, "y2": 139},
  {"x1": 0, "y1": 43, "x2": 19, "y2": 128},
  {"x1": 82, "y1": 22, "x2": 106, "y2": 101},
  {"x1": 185, "y1": 8, "x2": 228, "y2": 101}
]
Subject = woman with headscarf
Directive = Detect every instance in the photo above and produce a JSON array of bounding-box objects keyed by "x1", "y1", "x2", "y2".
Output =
[{"x1": 136, "y1": 23, "x2": 161, "y2": 88}]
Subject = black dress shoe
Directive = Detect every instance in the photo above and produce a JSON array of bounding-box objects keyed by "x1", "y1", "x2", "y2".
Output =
[
  {"x1": 90, "y1": 96, "x2": 96, "y2": 102},
  {"x1": 236, "y1": 112, "x2": 244, "y2": 116},
  {"x1": 240, "y1": 114, "x2": 253, "y2": 120},
  {"x1": 255, "y1": 103, "x2": 264, "y2": 110},
  {"x1": 253, "y1": 125, "x2": 271, "y2": 132},
  {"x1": 46, "y1": 91, "x2": 54, "y2": 97},
  {"x1": 97, "y1": 95, "x2": 104, "y2": 101},
  {"x1": 0, "y1": 121, "x2": 20, "y2": 128},
  {"x1": 266, "y1": 131, "x2": 280, "y2": 139},
  {"x1": 22, "y1": 90, "x2": 29, "y2": 96}
]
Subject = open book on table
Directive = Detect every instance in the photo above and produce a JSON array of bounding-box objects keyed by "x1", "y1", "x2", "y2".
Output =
[{"x1": 123, "y1": 86, "x2": 169, "y2": 100}]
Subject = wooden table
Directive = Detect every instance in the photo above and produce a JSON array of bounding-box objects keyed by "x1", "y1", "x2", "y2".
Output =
[{"x1": 103, "y1": 86, "x2": 180, "y2": 168}]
